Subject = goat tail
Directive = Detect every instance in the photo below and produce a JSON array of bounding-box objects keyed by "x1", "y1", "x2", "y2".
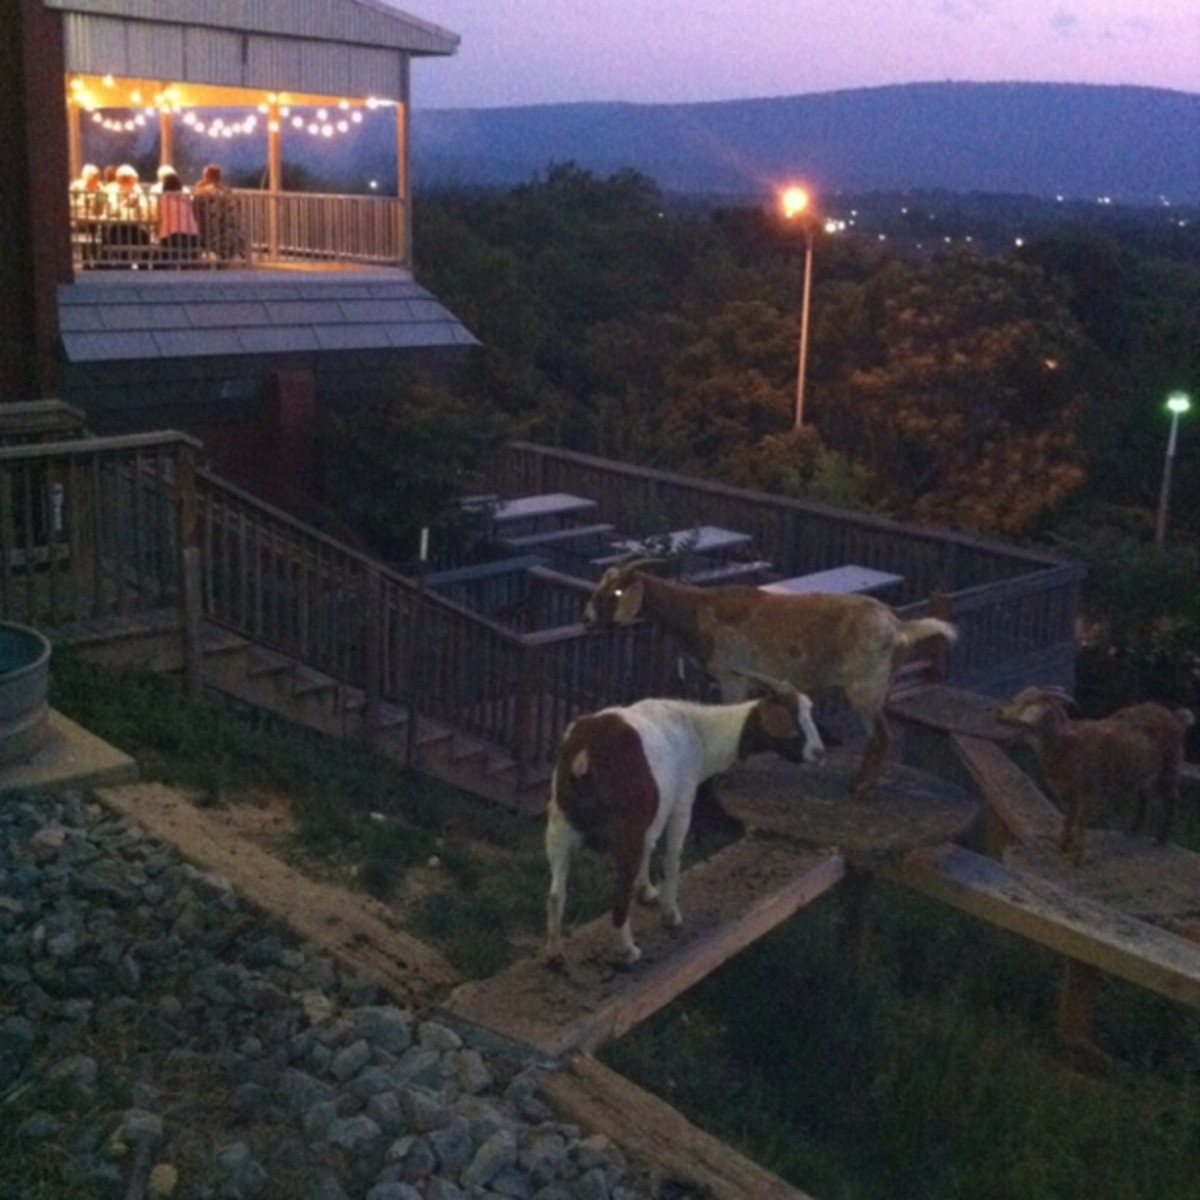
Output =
[
  {"x1": 895, "y1": 617, "x2": 958, "y2": 649},
  {"x1": 1177, "y1": 708, "x2": 1196, "y2": 730}
]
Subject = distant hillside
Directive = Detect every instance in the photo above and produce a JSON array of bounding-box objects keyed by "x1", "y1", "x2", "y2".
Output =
[{"x1": 410, "y1": 82, "x2": 1200, "y2": 203}]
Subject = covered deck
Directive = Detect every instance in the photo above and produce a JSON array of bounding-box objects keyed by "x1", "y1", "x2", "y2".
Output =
[{"x1": 55, "y1": 0, "x2": 461, "y2": 273}]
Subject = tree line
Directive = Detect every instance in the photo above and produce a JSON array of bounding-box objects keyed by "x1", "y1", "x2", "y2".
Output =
[{"x1": 321, "y1": 164, "x2": 1200, "y2": 715}]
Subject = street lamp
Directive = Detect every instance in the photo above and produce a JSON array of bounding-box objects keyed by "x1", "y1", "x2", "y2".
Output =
[
  {"x1": 781, "y1": 185, "x2": 817, "y2": 431},
  {"x1": 1154, "y1": 391, "x2": 1191, "y2": 550}
]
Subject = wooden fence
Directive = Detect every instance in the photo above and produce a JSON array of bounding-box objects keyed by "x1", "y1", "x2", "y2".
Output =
[{"x1": 2, "y1": 433, "x2": 1083, "y2": 784}]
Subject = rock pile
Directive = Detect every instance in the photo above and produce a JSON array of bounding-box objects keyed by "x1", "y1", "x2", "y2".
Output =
[{"x1": 0, "y1": 789, "x2": 657, "y2": 1199}]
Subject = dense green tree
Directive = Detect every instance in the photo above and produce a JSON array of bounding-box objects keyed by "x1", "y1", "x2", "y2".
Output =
[
  {"x1": 318, "y1": 370, "x2": 511, "y2": 564},
  {"x1": 809, "y1": 249, "x2": 1090, "y2": 533}
]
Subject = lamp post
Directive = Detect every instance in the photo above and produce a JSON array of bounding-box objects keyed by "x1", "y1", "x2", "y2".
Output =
[
  {"x1": 1154, "y1": 391, "x2": 1191, "y2": 550},
  {"x1": 781, "y1": 185, "x2": 817, "y2": 431}
]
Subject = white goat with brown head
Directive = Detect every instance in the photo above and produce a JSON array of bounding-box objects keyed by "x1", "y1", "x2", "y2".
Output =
[
  {"x1": 582, "y1": 561, "x2": 956, "y2": 802},
  {"x1": 545, "y1": 674, "x2": 823, "y2": 967},
  {"x1": 996, "y1": 685, "x2": 1195, "y2": 865}
]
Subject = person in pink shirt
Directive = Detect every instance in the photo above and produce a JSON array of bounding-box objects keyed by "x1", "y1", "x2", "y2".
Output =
[{"x1": 157, "y1": 169, "x2": 201, "y2": 264}]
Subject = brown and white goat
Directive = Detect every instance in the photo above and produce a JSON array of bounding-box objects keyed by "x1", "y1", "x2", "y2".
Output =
[
  {"x1": 545, "y1": 678, "x2": 823, "y2": 966},
  {"x1": 995, "y1": 685, "x2": 1195, "y2": 864},
  {"x1": 583, "y1": 563, "x2": 956, "y2": 802}
]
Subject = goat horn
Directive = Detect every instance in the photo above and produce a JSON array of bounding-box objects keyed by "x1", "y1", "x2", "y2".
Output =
[{"x1": 733, "y1": 668, "x2": 796, "y2": 697}]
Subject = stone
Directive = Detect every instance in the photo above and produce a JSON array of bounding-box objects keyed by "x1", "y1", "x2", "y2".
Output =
[
  {"x1": 354, "y1": 1006, "x2": 413, "y2": 1054},
  {"x1": 329, "y1": 1038, "x2": 371, "y2": 1082},
  {"x1": 463, "y1": 1128, "x2": 519, "y2": 1190},
  {"x1": 429, "y1": 1115, "x2": 474, "y2": 1173},
  {"x1": 279, "y1": 1067, "x2": 336, "y2": 1113},
  {"x1": 148, "y1": 1162, "x2": 179, "y2": 1197},
  {"x1": 326, "y1": 1113, "x2": 383, "y2": 1155}
]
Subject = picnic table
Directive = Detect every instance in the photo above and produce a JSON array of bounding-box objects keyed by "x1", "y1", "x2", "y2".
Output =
[
  {"x1": 595, "y1": 524, "x2": 754, "y2": 566},
  {"x1": 761, "y1": 564, "x2": 903, "y2": 596},
  {"x1": 461, "y1": 492, "x2": 600, "y2": 541}
]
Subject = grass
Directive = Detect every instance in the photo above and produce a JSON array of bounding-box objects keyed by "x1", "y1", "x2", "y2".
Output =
[
  {"x1": 48, "y1": 650, "x2": 598, "y2": 977},
  {"x1": 602, "y1": 888, "x2": 1200, "y2": 1200}
]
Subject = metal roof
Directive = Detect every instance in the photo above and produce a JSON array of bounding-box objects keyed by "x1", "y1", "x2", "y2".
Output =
[
  {"x1": 45, "y1": 0, "x2": 459, "y2": 55},
  {"x1": 49, "y1": 0, "x2": 458, "y2": 101},
  {"x1": 58, "y1": 271, "x2": 479, "y2": 363}
]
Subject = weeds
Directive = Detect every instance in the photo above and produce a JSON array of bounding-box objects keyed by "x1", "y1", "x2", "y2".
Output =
[{"x1": 603, "y1": 888, "x2": 1200, "y2": 1200}]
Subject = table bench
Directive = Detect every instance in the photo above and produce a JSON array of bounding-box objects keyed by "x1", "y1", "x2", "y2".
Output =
[
  {"x1": 761, "y1": 564, "x2": 903, "y2": 596},
  {"x1": 500, "y1": 522, "x2": 616, "y2": 554}
]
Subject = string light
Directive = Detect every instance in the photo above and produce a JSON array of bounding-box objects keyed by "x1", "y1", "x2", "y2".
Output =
[{"x1": 70, "y1": 77, "x2": 387, "y2": 141}]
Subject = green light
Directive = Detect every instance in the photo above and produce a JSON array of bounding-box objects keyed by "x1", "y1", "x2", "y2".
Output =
[{"x1": 1166, "y1": 392, "x2": 1191, "y2": 415}]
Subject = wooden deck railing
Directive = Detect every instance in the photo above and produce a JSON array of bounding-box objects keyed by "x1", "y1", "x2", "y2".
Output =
[
  {"x1": 7, "y1": 435, "x2": 1084, "y2": 784},
  {"x1": 492, "y1": 442, "x2": 1070, "y2": 607},
  {"x1": 70, "y1": 189, "x2": 406, "y2": 272},
  {"x1": 0, "y1": 431, "x2": 198, "y2": 631}
]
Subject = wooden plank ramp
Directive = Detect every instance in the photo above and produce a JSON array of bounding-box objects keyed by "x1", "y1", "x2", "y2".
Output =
[
  {"x1": 952, "y1": 732, "x2": 1063, "y2": 847},
  {"x1": 543, "y1": 1054, "x2": 816, "y2": 1200},
  {"x1": 882, "y1": 842, "x2": 1200, "y2": 1008},
  {"x1": 441, "y1": 838, "x2": 845, "y2": 1062}
]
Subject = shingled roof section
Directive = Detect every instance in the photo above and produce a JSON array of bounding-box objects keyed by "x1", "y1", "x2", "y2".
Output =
[{"x1": 58, "y1": 272, "x2": 479, "y2": 363}]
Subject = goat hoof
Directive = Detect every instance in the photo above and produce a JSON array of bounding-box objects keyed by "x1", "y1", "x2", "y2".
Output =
[
  {"x1": 637, "y1": 885, "x2": 659, "y2": 905},
  {"x1": 663, "y1": 909, "x2": 683, "y2": 930},
  {"x1": 545, "y1": 950, "x2": 565, "y2": 972},
  {"x1": 620, "y1": 946, "x2": 642, "y2": 970}
]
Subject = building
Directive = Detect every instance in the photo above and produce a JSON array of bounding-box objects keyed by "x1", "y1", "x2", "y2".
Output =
[{"x1": 3, "y1": 0, "x2": 478, "y2": 514}]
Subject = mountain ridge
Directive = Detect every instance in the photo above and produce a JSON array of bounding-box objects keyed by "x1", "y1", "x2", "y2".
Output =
[{"x1": 410, "y1": 81, "x2": 1200, "y2": 203}]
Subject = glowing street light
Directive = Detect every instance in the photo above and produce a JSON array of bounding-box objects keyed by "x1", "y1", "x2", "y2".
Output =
[
  {"x1": 781, "y1": 185, "x2": 817, "y2": 430},
  {"x1": 1154, "y1": 391, "x2": 1192, "y2": 550}
]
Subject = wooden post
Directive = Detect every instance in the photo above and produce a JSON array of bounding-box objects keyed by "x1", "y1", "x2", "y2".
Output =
[
  {"x1": 837, "y1": 863, "x2": 874, "y2": 973},
  {"x1": 404, "y1": 528, "x2": 429, "y2": 769},
  {"x1": 159, "y1": 108, "x2": 174, "y2": 172},
  {"x1": 267, "y1": 98, "x2": 282, "y2": 261},
  {"x1": 1058, "y1": 958, "x2": 1100, "y2": 1054},
  {"x1": 176, "y1": 444, "x2": 203, "y2": 699},
  {"x1": 394, "y1": 99, "x2": 409, "y2": 267},
  {"x1": 929, "y1": 590, "x2": 954, "y2": 682},
  {"x1": 363, "y1": 566, "x2": 382, "y2": 748}
]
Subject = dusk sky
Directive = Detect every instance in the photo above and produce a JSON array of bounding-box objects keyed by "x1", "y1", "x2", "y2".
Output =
[{"x1": 402, "y1": 1, "x2": 1200, "y2": 110}]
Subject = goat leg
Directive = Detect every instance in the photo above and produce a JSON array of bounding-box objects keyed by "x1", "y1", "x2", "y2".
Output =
[
  {"x1": 1157, "y1": 787, "x2": 1179, "y2": 845},
  {"x1": 849, "y1": 716, "x2": 891, "y2": 803}
]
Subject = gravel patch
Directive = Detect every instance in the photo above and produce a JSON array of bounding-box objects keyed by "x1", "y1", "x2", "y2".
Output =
[{"x1": 0, "y1": 788, "x2": 667, "y2": 1199}]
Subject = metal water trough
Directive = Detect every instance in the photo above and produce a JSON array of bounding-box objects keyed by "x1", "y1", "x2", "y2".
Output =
[{"x1": 0, "y1": 622, "x2": 51, "y2": 764}]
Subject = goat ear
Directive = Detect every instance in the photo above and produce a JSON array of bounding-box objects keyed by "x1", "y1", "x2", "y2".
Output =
[{"x1": 613, "y1": 577, "x2": 644, "y2": 623}]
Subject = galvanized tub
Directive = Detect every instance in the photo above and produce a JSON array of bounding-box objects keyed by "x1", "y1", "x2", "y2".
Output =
[{"x1": 0, "y1": 622, "x2": 52, "y2": 764}]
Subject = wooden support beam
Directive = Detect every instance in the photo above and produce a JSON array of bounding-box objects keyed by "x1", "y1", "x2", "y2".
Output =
[
  {"x1": 544, "y1": 1053, "x2": 817, "y2": 1200},
  {"x1": 883, "y1": 843, "x2": 1200, "y2": 1009},
  {"x1": 952, "y1": 732, "x2": 1062, "y2": 856}
]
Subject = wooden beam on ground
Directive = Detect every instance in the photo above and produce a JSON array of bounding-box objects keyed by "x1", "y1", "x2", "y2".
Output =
[
  {"x1": 882, "y1": 842, "x2": 1200, "y2": 1008},
  {"x1": 544, "y1": 1053, "x2": 816, "y2": 1200},
  {"x1": 95, "y1": 782, "x2": 458, "y2": 1007},
  {"x1": 442, "y1": 839, "x2": 845, "y2": 1062}
]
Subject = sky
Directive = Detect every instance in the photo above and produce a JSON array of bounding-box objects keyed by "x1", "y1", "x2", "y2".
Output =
[{"x1": 399, "y1": 1, "x2": 1200, "y2": 110}]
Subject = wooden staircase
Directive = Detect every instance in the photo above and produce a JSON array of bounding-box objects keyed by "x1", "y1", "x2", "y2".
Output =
[{"x1": 60, "y1": 613, "x2": 552, "y2": 813}]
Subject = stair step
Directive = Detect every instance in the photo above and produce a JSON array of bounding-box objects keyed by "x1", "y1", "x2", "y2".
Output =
[
  {"x1": 293, "y1": 665, "x2": 337, "y2": 698},
  {"x1": 199, "y1": 623, "x2": 248, "y2": 654},
  {"x1": 246, "y1": 648, "x2": 295, "y2": 679}
]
